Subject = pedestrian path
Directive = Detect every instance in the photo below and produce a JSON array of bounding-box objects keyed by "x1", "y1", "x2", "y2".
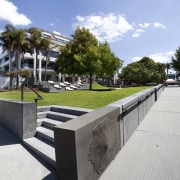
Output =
[
  {"x1": 100, "y1": 85, "x2": 180, "y2": 180},
  {"x1": 0, "y1": 125, "x2": 56, "y2": 180}
]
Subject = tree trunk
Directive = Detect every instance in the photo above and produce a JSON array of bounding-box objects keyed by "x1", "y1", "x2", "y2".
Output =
[
  {"x1": 89, "y1": 74, "x2": 92, "y2": 90},
  {"x1": 9, "y1": 54, "x2": 12, "y2": 72},
  {"x1": 9, "y1": 54, "x2": 13, "y2": 90},
  {"x1": 45, "y1": 58, "x2": 47, "y2": 81},
  {"x1": 10, "y1": 77, "x2": 13, "y2": 90},
  {"x1": 16, "y1": 53, "x2": 20, "y2": 89},
  {"x1": 35, "y1": 52, "x2": 38, "y2": 84}
]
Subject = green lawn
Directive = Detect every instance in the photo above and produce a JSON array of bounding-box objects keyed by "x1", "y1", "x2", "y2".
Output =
[{"x1": 0, "y1": 84, "x2": 152, "y2": 109}]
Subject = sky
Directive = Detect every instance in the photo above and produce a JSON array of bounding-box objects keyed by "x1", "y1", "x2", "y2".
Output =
[{"x1": 0, "y1": 0, "x2": 180, "y2": 73}]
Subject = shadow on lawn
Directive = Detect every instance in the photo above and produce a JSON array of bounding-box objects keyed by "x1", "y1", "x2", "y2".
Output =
[{"x1": 91, "y1": 88, "x2": 116, "y2": 91}]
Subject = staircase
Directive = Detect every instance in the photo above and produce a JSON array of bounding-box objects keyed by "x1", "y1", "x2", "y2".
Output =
[{"x1": 23, "y1": 105, "x2": 92, "y2": 169}]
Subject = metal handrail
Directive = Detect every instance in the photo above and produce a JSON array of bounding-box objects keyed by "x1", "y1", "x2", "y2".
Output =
[{"x1": 21, "y1": 79, "x2": 43, "y2": 108}]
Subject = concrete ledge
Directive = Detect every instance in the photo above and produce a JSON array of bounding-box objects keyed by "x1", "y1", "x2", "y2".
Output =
[
  {"x1": 54, "y1": 84, "x2": 164, "y2": 180},
  {"x1": 108, "y1": 85, "x2": 164, "y2": 147},
  {"x1": 0, "y1": 99, "x2": 36, "y2": 140},
  {"x1": 54, "y1": 106, "x2": 120, "y2": 180}
]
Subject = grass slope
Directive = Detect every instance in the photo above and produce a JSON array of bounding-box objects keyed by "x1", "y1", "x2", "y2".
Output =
[{"x1": 0, "y1": 84, "x2": 151, "y2": 109}]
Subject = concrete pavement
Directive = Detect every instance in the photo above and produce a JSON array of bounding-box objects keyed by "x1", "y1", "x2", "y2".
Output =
[
  {"x1": 0, "y1": 125, "x2": 56, "y2": 180},
  {"x1": 100, "y1": 85, "x2": 180, "y2": 180},
  {"x1": 1, "y1": 85, "x2": 180, "y2": 180}
]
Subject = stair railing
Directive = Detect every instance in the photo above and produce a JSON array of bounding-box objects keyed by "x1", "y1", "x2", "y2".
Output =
[{"x1": 21, "y1": 78, "x2": 43, "y2": 109}]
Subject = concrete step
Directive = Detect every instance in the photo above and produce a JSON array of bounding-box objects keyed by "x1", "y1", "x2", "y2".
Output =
[
  {"x1": 25, "y1": 105, "x2": 93, "y2": 171},
  {"x1": 37, "y1": 105, "x2": 93, "y2": 116},
  {"x1": 37, "y1": 118, "x2": 63, "y2": 129},
  {"x1": 36, "y1": 126, "x2": 54, "y2": 144},
  {"x1": 23, "y1": 137, "x2": 56, "y2": 169},
  {"x1": 50, "y1": 106, "x2": 92, "y2": 116},
  {"x1": 37, "y1": 111, "x2": 77, "y2": 122},
  {"x1": 37, "y1": 106, "x2": 51, "y2": 113}
]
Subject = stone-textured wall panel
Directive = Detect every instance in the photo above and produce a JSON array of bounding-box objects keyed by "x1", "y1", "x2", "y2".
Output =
[{"x1": 54, "y1": 106, "x2": 120, "y2": 180}]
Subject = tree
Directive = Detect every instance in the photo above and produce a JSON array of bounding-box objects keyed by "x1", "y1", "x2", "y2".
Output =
[
  {"x1": 7, "y1": 71, "x2": 15, "y2": 90},
  {"x1": 0, "y1": 25, "x2": 29, "y2": 88},
  {"x1": 120, "y1": 62, "x2": 142, "y2": 84},
  {"x1": 171, "y1": 46, "x2": 180, "y2": 72},
  {"x1": 0, "y1": 24, "x2": 16, "y2": 72},
  {"x1": 13, "y1": 28, "x2": 29, "y2": 88},
  {"x1": 28, "y1": 27, "x2": 43, "y2": 84},
  {"x1": 18, "y1": 69, "x2": 30, "y2": 87},
  {"x1": 120, "y1": 57, "x2": 166, "y2": 85},
  {"x1": 166, "y1": 62, "x2": 171, "y2": 75},
  {"x1": 98, "y1": 42, "x2": 122, "y2": 82},
  {"x1": 54, "y1": 27, "x2": 122, "y2": 90},
  {"x1": 40, "y1": 37, "x2": 51, "y2": 81},
  {"x1": 156, "y1": 62, "x2": 167, "y2": 82}
]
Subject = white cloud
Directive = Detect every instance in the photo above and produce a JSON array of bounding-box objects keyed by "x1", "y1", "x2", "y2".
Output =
[
  {"x1": 73, "y1": 13, "x2": 166, "y2": 41},
  {"x1": 132, "y1": 21, "x2": 166, "y2": 38},
  {"x1": 166, "y1": 51, "x2": 174, "y2": 56},
  {"x1": 153, "y1": 22, "x2": 166, "y2": 29},
  {"x1": 132, "y1": 56, "x2": 142, "y2": 62},
  {"x1": 149, "y1": 53, "x2": 170, "y2": 63},
  {"x1": 139, "y1": 23, "x2": 150, "y2": 28},
  {"x1": 73, "y1": 13, "x2": 133, "y2": 42},
  {"x1": 132, "y1": 51, "x2": 174, "y2": 64},
  {"x1": 132, "y1": 29, "x2": 144, "y2": 38},
  {"x1": 0, "y1": 0, "x2": 31, "y2": 26}
]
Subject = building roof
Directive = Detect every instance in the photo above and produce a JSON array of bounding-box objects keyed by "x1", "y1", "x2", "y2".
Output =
[{"x1": 35, "y1": 27, "x2": 71, "y2": 44}]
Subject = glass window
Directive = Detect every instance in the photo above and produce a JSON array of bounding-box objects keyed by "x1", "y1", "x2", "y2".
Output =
[{"x1": 50, "y1": 50, "x2": 58, "y2": 58}]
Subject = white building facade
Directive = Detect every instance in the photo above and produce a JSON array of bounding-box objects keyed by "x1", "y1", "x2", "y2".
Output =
[{"x1": 0, "y1": 28, "x2": 70, "y2": 85}]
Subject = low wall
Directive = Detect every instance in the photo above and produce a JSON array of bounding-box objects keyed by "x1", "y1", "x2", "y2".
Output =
[
  {"x1": 54, "y1": 106, "x2": 121, "y2": 180},
  {"x1": 0, "y1": 99, "x2": 36, "y2": 140},
  {"x1": 110, "y1": 85, "x2": 161, "y2": 146},
  {"x1": 54, "y1": 84, "x2": 164, "y2": 180}
]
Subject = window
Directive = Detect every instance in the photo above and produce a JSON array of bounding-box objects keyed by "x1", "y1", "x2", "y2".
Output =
[
  {"x1": 50, "y1": 50, "x2": 58, "y2": 58},
  {"x1": 41, "y1": 32, "x2": 52, "y2": 38}
]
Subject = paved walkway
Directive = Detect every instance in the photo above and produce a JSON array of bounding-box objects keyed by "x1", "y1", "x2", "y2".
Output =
[
  {"x1": 100, "y1": 85, "x2": 180, "y2": 180},
  {"x1": 1, "y1": 85, "x2": 180, "y2": 180},
  {"x1": 0, "y1": 125, "x2": 56, "y2": 180}
]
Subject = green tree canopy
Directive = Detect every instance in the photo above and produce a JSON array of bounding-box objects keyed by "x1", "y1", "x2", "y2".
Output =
[
  {"x1": 171, "y1": 46, "x2": 180, "y2": 72},
  {"x1": 120, "y1": 57, "x2": 166, "y2": 85},
  {"x1": 54, "y1": 27, "x2": 122, "y2": 90},
  {"x1": 97, "y1": 42, "x2": 122, "y2": 78}
]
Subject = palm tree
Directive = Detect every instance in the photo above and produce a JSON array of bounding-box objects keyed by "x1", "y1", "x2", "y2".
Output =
[
  {"x1": 7, "y1": 71, "x2": 15, "y2": 90},
  {"x1": 0, "y1": 24, "x2": 16, "y2": 72},
  {"x1": 13, "y1": 28, "x2": 29, "y2": 88},
  {"x1": 0, "y1": 25, "x2": 29, "y2": 89},
  {"x1": 28, "y1": 27, "x2": 42, "y2": 85},
  {"x1": 40, "y1": 37, "x2": 51, "y2": 81},
  {"x1": 0, "y1": 24, "x2": 16, "y2": 89}
]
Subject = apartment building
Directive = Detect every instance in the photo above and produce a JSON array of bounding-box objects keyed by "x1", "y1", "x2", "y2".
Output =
[{"x1": 0, "y1": 27, "x2": 71, "y2": 84}]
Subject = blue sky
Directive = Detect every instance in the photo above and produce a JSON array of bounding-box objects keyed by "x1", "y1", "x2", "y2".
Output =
[{"x1": 0, "y1": 0, "x2": 180, "y2": 72}]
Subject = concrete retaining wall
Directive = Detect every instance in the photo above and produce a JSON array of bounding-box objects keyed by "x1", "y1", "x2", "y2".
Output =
[
  {"x1": 110, "y1": 86, "x2": 160, "y2": 146},
  {"x1": 54, "y1": 106, "x2": 121, "y2": 180},
  {"x1": 0, "y1": 99, "x2": 36, "y2": 140},
  {"x1": 54, "y1": 84, "x2": 164, "y2": 180}
]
